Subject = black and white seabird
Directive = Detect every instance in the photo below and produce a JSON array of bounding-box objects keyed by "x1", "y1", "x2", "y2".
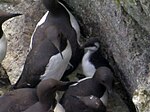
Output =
[
  {"x1": 23, "y1": 78, "x2": 74, "y2": 112},
  {"x1": 81, "y1": 38, "x2": 112, "y2": 78},
  {"x1": 60, "y1": 67, "x2": 114, "y2": 112},
  {"x1": 0, "y1": 11, "x2": 21, "y2": 63},
  {"x1": 13, "y1": 0, "x2": 83, "y2": 89}
]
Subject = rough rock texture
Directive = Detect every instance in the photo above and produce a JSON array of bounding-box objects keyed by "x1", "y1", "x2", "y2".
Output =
[
  {"x1": 0, "y1": 64, "x2": 11, "y2": 95},
  {"x1": 63, "y1": 0, "x2": 150, "y2": 112},
  {"x1": 0, "y1": 0, "x2": 150, "y2": 112},
  {"x1": 0, "y1": 0, "x2": 45, "y2": 84}
]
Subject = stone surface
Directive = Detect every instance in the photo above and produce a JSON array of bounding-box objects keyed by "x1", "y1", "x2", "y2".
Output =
[{"x1": 0, "y1": 0, "x2": 46, "y2": 84}]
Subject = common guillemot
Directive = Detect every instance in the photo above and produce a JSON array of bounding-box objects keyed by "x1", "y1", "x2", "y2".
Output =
[{"x1": 13, "y1": 0, "x2": 83, "y2": 89}]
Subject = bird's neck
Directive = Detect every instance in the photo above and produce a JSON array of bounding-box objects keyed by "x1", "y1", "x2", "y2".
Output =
[
  {"x1": 82, "y1": 50, "x2": 93, "y2": 62},
  {"x1": 43, "y1": 0, "x2": 60, "y2": 15},
  {"x1": 39, "y1": 92, "x2": 56, "y2": 109}
]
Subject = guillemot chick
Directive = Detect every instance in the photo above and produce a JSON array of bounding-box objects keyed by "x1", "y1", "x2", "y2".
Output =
[
  {"x1": 14, "y1": 0, "x2": 83, "y2": 89},
  {"x1": 81, "y1": 38, "x2": 112, "y2": 78}
]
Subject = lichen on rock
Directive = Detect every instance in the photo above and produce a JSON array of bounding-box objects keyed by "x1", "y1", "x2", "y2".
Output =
[{"x1": 133, "y1": 86, "x2": 150, "y2": 112}]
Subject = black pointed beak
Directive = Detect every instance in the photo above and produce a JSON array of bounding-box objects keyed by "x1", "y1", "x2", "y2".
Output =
[
  {"x1": 0, "y1": 12, "x2": 22, "y2": 24},
  {"x1": 51, "y1": 41, "x2": 64, "y2": 59},
  {"x1": 59, "y1": 51, "x2": 64, "y2": 59},
  {"x1": 51, "y1": 38, "x2": 64, "y2": 59},
  {"x1": 6, "y1": 13, "x2": 22, "y2": 19},
  {"x1": 55, "y1": 46, "x2": 64, "y2": 59},
  {"x1": 12, "y1": 13, "x2": 22, "y2": 17}
]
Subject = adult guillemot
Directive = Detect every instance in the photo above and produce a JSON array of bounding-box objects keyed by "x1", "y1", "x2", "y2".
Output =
[
  {"x1": 60, "y1": 67, "x2": 114, "y2": 112},
  {"x1": 14, "y1": 0, "x2": 83, "y2": 89}
]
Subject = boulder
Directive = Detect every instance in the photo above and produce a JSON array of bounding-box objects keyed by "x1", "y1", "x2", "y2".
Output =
[{"x1": 0, "y1": 0, "x2": 45, "y2": 84}]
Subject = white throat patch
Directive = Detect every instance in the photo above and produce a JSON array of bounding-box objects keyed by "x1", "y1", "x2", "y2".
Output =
[
  {"x1": 82, "y1": 50, "x2": 96, "y2": 77},
  {"x1": 54, "y1": 103, "x2": 65, "y2": 112},
  {"x1": 100, "y1": 90, "x2": 108, "y2": 106}
]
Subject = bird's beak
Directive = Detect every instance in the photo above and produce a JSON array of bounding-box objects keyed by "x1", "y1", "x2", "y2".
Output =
[
  {"x1": 51, "y1": 39, "x2": 64, "y2": 59},
  {"x1": 0, "y1": 12, "x2": 22, "y2": 24},
  {"x1": 5, "y1": 13, "x2": 22, "y2": 21}
]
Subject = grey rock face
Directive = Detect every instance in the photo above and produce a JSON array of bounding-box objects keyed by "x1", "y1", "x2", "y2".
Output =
[
  {"x1": 63, "y1": 0, "x2": 150, "y2": 112},
  {"x1": 0, "y1": 0, "x2": 46, "y2": 84}
]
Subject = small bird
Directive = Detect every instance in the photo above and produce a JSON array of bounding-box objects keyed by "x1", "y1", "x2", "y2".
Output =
[
  {"x1": 0, "y1": 11, "x2": 21, "y2": 63},
  {"x1": 0, "y1": 78, "x2": 74, "y2": 112},
  {"x1": 60, "y1": 67, "x2": 114, "y2": 112},
  {"x1": 72, "y1": 95, "x2": 106, "y2": 112},
  {"x1": 81, "y1": 38, "x2": 112, "y2": 78},
  {"x1": 23, "y1": 78, "x2": 75, "y2": 112}
]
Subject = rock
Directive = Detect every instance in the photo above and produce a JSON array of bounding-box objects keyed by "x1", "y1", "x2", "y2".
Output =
[
  {"x1": 133, "y1": 86, "x2": 150, "y2": 112},
  {"x1": 0, "y1": 64, "x2": 11, "y2": 95},
  {"x1": 0, "y1": 0, "x2": 46, "y2": 84},
  {"x1": 63, "y1": 0, "x2": 150, "y2": 112}
]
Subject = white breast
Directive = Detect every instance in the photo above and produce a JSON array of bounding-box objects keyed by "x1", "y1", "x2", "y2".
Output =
[
  {"x1": 59, "y1": 2, "x2": 80, "y2": 45},
  {"x1": 0, "y1": 35, "x2": 7, "y2": 63},
  {"x1": 29, "y1": 11, "x2": 49, "y2": 50},
  {"x1": 54, "y1": 103, "x2": 65, "y2": 112},
  {"x1": 40, "y1": 40, "x2": 72, "y2": 80},
  {"x1": 100, "y1": 90, "x2": 108, "y2": 106},
  {"x1": 82, "y1": 51, "x2": 96, "y2": 77}
]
